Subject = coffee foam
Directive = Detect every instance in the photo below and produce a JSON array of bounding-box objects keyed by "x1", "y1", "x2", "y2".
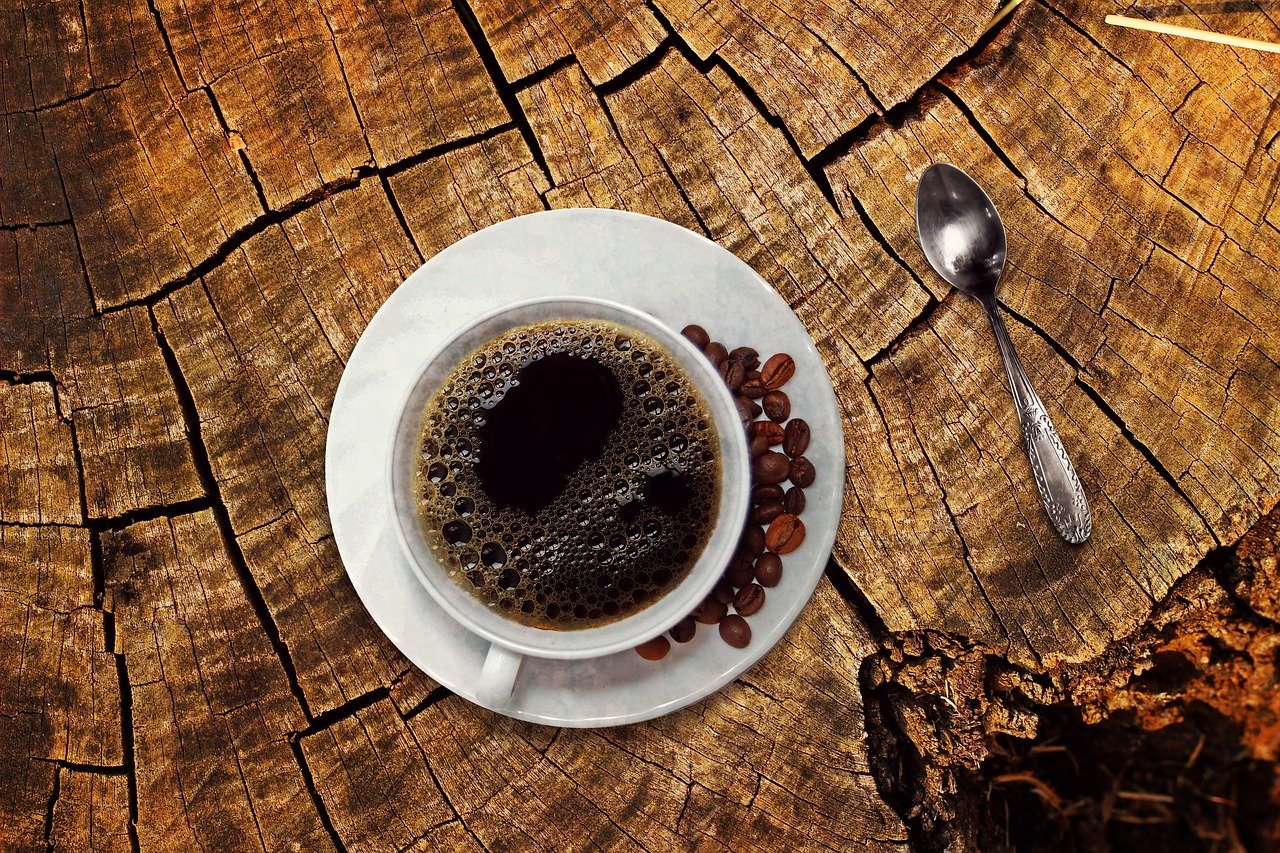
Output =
[{"x1": 413, "y1": 319, "x2": 720, "y2": 630}]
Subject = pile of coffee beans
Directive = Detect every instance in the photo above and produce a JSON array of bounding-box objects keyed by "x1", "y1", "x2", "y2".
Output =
[{"x1": 635, "y1": 324, "x2": 814, "y2": 660}]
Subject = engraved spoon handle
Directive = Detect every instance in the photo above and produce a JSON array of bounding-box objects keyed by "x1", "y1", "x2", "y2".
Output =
[{"x1": 983, "y1": 300, "x2": 1092, "y2": 543}]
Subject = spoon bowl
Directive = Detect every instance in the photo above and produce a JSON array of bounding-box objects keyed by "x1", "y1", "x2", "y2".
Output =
[
  {"x1": 916, "y1": 163, "x2": 1008, "y2": 301},
  {"x1": 915, "y1": 163, "x2": 1092, "y2": 544}
]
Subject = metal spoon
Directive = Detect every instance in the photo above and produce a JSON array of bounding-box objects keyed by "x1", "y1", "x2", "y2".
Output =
[{"x1": 915, "y1": 163, "x2": 1092, "y2": 544}]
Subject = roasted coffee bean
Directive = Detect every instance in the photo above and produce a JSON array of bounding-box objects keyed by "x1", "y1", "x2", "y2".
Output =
[
  {"x1": 750, "y1": 501, "x2": 785, "y2": 525},
  {"x1": 724, "y1": 553, "x2": 755, "y2": 586},
  {"x1": 738, "y1": 396, "x2": 762, "y2": 419},
  {"x1": 733, "y1": 583, "x2": 766, "y2": 617},
  {"x1": 691, "y1": 596, "x2": 728, "y2": 625},
  {"x1": 734, "y1": 397, "x2": 755, "y2": 424},
  {"x1": 789, "y1": 456, "x2": 816, "y2": 488},
  {"x1": 760, "y1": 353, "x2": 796, "y2": 389},
  {"x1": 750, "y1": 420, "x2": 786, "y2": 446},
  {"x1": 751, "y1": 451, "x2": 790, "y2": 484},
  {"x1": 748, "y1": 434, "x2": 772, "y2": 458},
  {"x1": 729, "y1": 347, "x2": 760, "y2": 370},
  {"x1": 783, "y1": 485, "x2": 806, "y2": 514},
  {"x1": 752, "y1": 483, "x2": 785, "y2": 504},
  {"x1": 719, "y1": 614, "x2": 752, "y2": 648},
  {"x1": 765, "y1": 513, "x2": 806, "y2": 554},
  {"x1": 754, "y1": 552, "x2": 783, "y2": 587},
  {"x1": 739, "y1": 524, "x2": 766, "y2": 557},
  {"x1": 783, "y1": 418, "x2": 811, "y2": 457},
  {"x1": 740, "y1": 378, "x2": 768, "y2": 399},
  {"x1": 704, "y1": 341, "x2": 729, "y2": 367},
  {"x1": 635, "y1": 636, "x2": 671, "y2": 660},
  {"x1": 746, "y1": 369, "x2": 761, "y2": 382},
  {"x1": 669, "y1": 616, "x2": 696, "y2": 643},
  {"x1": 719, "y1": 358, "x2": 746, "y2": 391},
  {"x1": 712, "y1": 578, "x2": 736, "y2": 604},
  {"x1": 681, "y1": 324, "x2": 710, "y2": 348},
  {"x1": 762, "y1": 390, "x2": 790, "y2": 422}
]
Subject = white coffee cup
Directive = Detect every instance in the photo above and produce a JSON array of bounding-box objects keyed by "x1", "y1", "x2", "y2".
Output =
[{"x1": 386, "y1": 296, "x2": 750, "y2": 707}]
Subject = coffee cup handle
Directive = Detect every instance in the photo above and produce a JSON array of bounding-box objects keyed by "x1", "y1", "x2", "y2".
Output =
[{"x1": 475, "y1": 643, "x2": 524, "y2": 707}]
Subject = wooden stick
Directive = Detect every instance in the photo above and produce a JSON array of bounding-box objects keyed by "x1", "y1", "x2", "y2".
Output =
[
  {"x1": 982, "y1": 0, "x2": 1028, "y2": 37},
  {"x1": 1105, "y1": 14, "x2": 1280, "y2": 54}
]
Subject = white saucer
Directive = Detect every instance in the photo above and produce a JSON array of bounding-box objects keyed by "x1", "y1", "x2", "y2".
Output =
[{"x1": 326, "y1": 209, "x2": 844, "y2": 727}]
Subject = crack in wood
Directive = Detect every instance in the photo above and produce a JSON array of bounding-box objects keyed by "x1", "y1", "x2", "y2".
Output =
[
  {"x1": 863, "y1": 297, "x2": 946, "y2": 369},
  {"x1": 0, "y1": 369, "x2": 59, "y2": 386},
  {"x1": 452, "y1": 0, "x2": 554, "y2": 185},
  {"x1": 203, "y1": 85, "x2": 270, "y2": 216},
  {"x1": 94, "y1": 118, "x2": 519, "y2": 318},
  {"x1": 595, "y1": 29, "x2": 681, "y2": 97},
  {"x1": 397, "y1": 716, "x2": 470, "y2": 841},
  {"x1": 48, "y1": 148, "x2": 98, "y2": 313},
  {"x1": 143, "y1": 0, "x2": 189, "y2": 91},
  {"x1": 33, "y1": 758, "x2": 129, "y2": 777},
  {"x1": 799, "y1": 18, "x2": 886, "y2": 114},
  {"x1": 113, "y1": 633, "x2": 141, "y2": 853},
  {"x1": 378, "y1": 175, "x2": 425, "y2": 265},
  {"x1": 288, "y1": 739, "x2": 347, "y2": 853},
  {"x1": 84, "y1": 497, "x2": 215, "y2": 532},
  {"x1": 42, "y1": 764, "x2": 59, "y2": 853},
  {"x1": 45, "y1": 381, "x2": 91, "y2": 533},
  {"x1": 293, "y1": 687, "x2": 391, "y2": 740},
  {"x1": 935, "y1": 84, "x2": 1026, "y2": 184},
  {"x1": 6, "y1": 79, "x2": 132, "y2": 117},
  {"x1": 317, "y1": 8, "x2": 377, "y2": 166},
  {"x1": 650, "y1": 138, "x2": 712, "y2": 238},
  {"x1": 0, "y1": 221, "x2": 73, "y2": 232},
  {"x1": 398, "y1": 685, "x2": 454, "y2": 721},
  {"x1": 1074, "y1": 374, "x2": 1220, "y2": 544},
  {"x1": 824, "y1": 556, "x2": 892, "y2": 642},
  {"x1": 507, "y1": 54, "x2": 580, "y2": 92},
  {"x1": 148, "y1": 311, "x2": 315, "y2": 721},
  {"x1": 229, "y1": 739, "x2": 272, "y2": 853},
  {"x1": 1042, "y1": 0, "x2": 1137, "y2": 72}
]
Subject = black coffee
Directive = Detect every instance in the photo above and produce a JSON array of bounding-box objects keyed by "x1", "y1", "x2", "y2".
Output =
[{"x1": 413, "y1": 319, "x2": 721, "y2": 630}]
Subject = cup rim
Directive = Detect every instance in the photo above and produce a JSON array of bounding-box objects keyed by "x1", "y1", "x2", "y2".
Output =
[{"x1": 385, "y1": 295, "x2": 751, "y2": 660}]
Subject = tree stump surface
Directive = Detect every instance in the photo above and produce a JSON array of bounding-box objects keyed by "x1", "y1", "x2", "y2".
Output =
[{"x1": 3, "y1": 0, "x2": 1278, "y2": 849}]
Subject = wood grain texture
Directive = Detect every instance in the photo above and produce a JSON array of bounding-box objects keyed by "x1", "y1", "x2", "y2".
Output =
[
  {"x1": 49, "y1": 770, "x2": 132, "y2": 853},
  {"x1": 66, "y1": 306, "x2": 203, "y2": 520},
  {"x1": 603, "y1": 52, "x2": 931, "y2": 359},
  {"x1": 0, "y1": 111, "x2": 66, "y2": 226},
  {"x1": 0, "y1": 523, "x2": 120, "y2": 853},
  {"x1": 518, "y1": 62, "x2": 702, "y2": 230},
  {"x1": 386, "y1": 127, "x2": 550, "y2": 256},
  {"x1": 0, "y1": 525, "x2": 119, "y2": 765},
  {"x1": 3, "y1": 0, "x2": 1279, "y2": 848},
  {"x1": 154, "y1": 180, "x2": 422, "y2": 714},
  {"x1": 38, "y1": 35, "x2": 261, "y2": 307},
  {"x1": 408, "y1": 581, "x2": 906, "y2": 851},
  {"x1": 104, "y1": 512, "x2": 330, "y2": 851},
  {"x1": 298, "y1": 698, "x2": 455, "y2": 851},
  {"x1": 652, "y1": 0, "x2": 998, "y2": 153},
  {"x1": 1, "y1": 226, "x2": 202, "y2": 520},
  {"x1": 0, "y1": 381, "x2": 80, "y2": 525},
  {"x1": 317, "y1": 0, "x2": 510, "y2": 166},
  {"x1": 469, "y1": 0, "x2": 666, "y2": 85}
]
